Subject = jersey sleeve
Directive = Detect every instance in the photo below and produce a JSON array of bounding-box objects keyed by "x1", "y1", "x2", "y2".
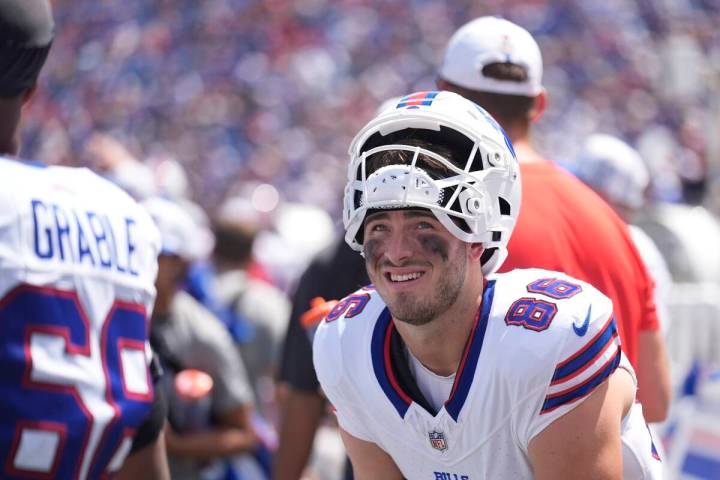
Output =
[
  {"x1": 313, "y1": 318, "x2": 374, "y2": 442},
  {"x1": 517, "y1": 290, "x2": 628, "y2": 445},
  {"x1": 129, "y1": 356, "x2": 168, "y2": 454}
]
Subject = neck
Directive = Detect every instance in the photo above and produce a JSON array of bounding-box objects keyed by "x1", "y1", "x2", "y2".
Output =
[
  {"x1": 393, "y1": 273, "x2": 484, "y2": 377},
  {"x1": 503, "y1": 121, "x2": 544, "y2": 165},
  {"x1": 215, "y1": 260, "x2": 249, "y2": 275},
  {"x1": 0, "y1": 96, "x2": 24, "y2": 156}
]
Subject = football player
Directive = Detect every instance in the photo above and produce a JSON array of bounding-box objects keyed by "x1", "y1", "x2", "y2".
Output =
[
  {"x1": 313, "y1": 91, "x2": 663, "y2": 479},
  {"x1": 0, "y1": 0, "x2": 169, "y2": 478}
]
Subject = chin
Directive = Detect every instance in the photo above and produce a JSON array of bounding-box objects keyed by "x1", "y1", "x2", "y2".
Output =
[
  {"x1": 390, "y1": 310, "x2": 436, "y2": 327},
  {"x1": 386, "y1": 295, "x2": 437, "y2": 327}
]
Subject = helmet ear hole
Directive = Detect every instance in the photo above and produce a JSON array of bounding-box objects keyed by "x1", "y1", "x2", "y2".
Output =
[
  {"x1": 480, "y1": 247, "x2": 497, "y2": 265},
  {"x1": 354, "y1": 190, "x2": 363, "y2": 210},
  {"x1": 447, "y1": 194, "x2": 473, "y2": 234},
  {"x1": 499, "y1": 197, "x2": 511, "y2": 215}
]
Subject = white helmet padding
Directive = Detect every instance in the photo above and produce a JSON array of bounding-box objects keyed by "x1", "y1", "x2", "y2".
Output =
[{"x1": 343, "y1": 91, "x2": 521, "y2": 275}]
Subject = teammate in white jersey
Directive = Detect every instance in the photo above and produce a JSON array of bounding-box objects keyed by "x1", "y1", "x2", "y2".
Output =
[
  {"x1": 0, "y1": 0, "x2": 169, "y2": 478},
  {"x1": 313, "y1": 90, "x2": 663, "y2": 479}
]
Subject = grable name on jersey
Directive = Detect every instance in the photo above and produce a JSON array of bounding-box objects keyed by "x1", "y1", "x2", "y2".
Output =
[{"x1": 30, "y1": 197, "x2": 140, "y2": 276}]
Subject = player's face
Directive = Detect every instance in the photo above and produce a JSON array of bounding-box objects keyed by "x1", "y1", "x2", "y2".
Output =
[{"x1": 362, "y1": 209, "x2": 469, "y2": 326}]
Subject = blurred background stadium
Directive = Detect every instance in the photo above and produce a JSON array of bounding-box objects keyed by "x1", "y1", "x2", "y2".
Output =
[
  {"x1": 20, "y1": 0, "x2": 720, "y2": 478},
  {"x1": 24, "y1": 0, "x2": 720, "y2": 214}
]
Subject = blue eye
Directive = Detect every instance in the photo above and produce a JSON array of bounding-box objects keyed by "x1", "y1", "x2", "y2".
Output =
[{"x1": 417, "y1": 222, "x2": 433, "y2": 230}]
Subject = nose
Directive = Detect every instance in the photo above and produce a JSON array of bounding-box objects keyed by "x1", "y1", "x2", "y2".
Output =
[{"x1": 382, "y1": 229, "x2": 414, "y2": 266}]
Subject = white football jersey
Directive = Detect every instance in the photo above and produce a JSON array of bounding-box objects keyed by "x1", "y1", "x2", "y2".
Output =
[
  {"x1": 0, "y1": 158, "x2": 160, "y2": 479},
  {"x1": 314, "y1": 268, "x2": 663, "y2": 479}
]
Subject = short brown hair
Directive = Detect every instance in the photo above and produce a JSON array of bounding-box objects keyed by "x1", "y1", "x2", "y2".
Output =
[
  {"x1": 365, "y1": 137, "x2": 454, "y2": 180},
  {"x1": 443, "y1": 62, "x2": 535, "y2": 128},
  {"x1": 212, "y1": 219, "x2": 257, "y2": 265},
  {"x1": 361, "y1": 135, "x2": 474, "y2": 236},
  {"x1": 360, "y1": 126, "x2": 479, "y2": 181}
]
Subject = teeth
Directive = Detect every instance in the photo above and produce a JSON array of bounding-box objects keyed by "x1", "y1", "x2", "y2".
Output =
[{"x1": 390, "y1": 272, "x2": 423, "y2": 282}]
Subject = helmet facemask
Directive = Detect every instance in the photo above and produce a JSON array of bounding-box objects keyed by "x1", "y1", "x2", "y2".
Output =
[{"x1": 343, "y1": 91, "x2": 521, "y2": 275}]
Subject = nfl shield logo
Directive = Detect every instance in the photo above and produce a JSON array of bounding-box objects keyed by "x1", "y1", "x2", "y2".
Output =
[{"x1": 429, "y1": 430, "x2": 448, "y2": 452}]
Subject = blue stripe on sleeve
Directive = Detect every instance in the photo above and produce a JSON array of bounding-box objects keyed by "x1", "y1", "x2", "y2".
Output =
[
  {"x1": 542, "y1": 347, "x2": 621, "y2": 414},
  {"x1": 551, "y1": 318, "x2": 617, "y2": 384}
]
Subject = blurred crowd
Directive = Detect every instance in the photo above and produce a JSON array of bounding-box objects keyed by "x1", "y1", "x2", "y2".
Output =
[
  {"x1": 21, "y1": 0, "x2": 720, "y2": 216},
  {"x1": 18, "y1": 0, "x2": 720, "y2": 478}
]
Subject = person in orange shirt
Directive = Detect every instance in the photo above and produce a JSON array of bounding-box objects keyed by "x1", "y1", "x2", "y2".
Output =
[{"x1": 437, "y1": 16, "x2": 670, "y2": 422}]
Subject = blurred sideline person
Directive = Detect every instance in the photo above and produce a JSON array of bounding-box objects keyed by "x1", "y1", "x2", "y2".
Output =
[
  {"x1": 212, "y1": 216, "x2": 291, "y2": 402},
  {"x1": 274, "y1": 238, "x2": 367, "y2": 480},
  {"x1": 143, "y1": 198, "x2": 262, "y2": 479},
  {"x1": 436, "y1": 16, "x2": 670, "y2": 422},
  {"x1": 85, "y1": 132, "x2": 158, "y2": 201},
  {"x1": 313, "y1": 90, "x2": 662, "y2": 478},
  {"x1": 575, "y1": 133, "x2": 673, "y2": 336},
  {"x1": 0, "y1": 1, "x2": 169, "y2": 478}
]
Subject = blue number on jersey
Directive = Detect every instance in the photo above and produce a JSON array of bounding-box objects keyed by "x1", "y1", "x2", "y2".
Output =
[
  {"x1": 527, "y1": 278, "x2": 582, "y2": 299},
  {"x1": 325, "y1": 293, "x2": 371, "y2": 323},
  {"x1": 505, "y1": 278, "x2": 583, "y2": 331},
  {"x1": 505, "y1": 298, "x2": 557, "y2": 331},
  {"x1": 0, "y1": 285, "x2": 153, "y2": 479}
]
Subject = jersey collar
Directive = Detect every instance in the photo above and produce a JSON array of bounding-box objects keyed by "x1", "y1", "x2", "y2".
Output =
[{"x1": 370, "y1": 280, "x2": 497, "y2": 421}]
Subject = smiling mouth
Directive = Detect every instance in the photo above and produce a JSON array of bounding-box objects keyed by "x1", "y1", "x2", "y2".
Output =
[{"x1": 387, "y1": 272, "x2": 425, "y2": 283}]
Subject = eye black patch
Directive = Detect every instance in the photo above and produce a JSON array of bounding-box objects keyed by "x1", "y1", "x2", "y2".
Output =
[
  {"x1": 418, "y1": 235, "x2": 449, "y2": 262},
  {"x1": 363, "y1": 239, "x2": 383, "y2": 265}
]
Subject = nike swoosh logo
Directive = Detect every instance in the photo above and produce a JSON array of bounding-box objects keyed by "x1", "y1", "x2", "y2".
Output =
[{"x1": 573, "y1": 306, "x2": 591, "y2": 336}]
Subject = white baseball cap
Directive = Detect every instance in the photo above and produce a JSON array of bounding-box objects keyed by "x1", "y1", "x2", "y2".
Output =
[
  {"x1": 439, "y1": 16, "x2": 543, "y2": 97},
  {"x1": 575, "y1": 134, "x2": 649, "y2": 210},
  {"x1": 142, "y1": 197, "x2": 213, "y2": 260}
]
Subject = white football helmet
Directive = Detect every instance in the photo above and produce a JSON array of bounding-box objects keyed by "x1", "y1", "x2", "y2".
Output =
[{"x1": 343, "y1": 90, "x2": 521, "y2": 275}]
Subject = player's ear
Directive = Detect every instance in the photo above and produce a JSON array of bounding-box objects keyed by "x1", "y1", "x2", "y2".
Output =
[
  {"x1": 468, "y1": 242, "x2": 484, "y2": 262},
  {"x1": 529, "y1": 88, "x2": 547, "y2": 123}
]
